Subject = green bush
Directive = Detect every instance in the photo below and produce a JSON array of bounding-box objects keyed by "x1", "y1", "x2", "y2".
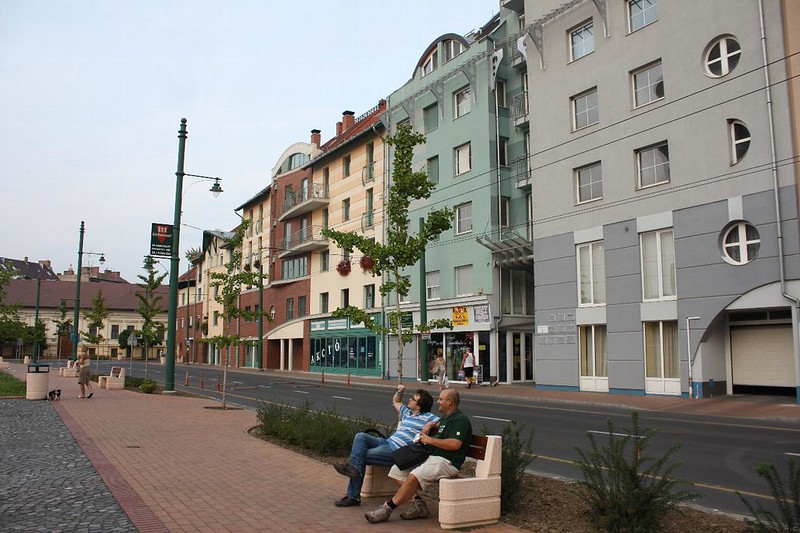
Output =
[
  {"x1": 500, "y1": 422, "x2": 536, "y2": 514},
  {"x1": 572, "y1": 411, "x2": 699, "y2": 532},
  {"x1": 738, "y1": 459, "x2": 800, "y2": 532},
  {"x1": 138, "y1": 379, "x2": 157, "y2": 394},
  {"x1": 125, "y1": 376, "x2": 145, "y2": 389},
  {"x1": 256, "y1": 400, "x2": 393, "y2": 457}
]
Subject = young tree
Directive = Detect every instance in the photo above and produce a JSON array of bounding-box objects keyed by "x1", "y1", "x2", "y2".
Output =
[
  {"x1": 323, "y1": 124, "x2": 453, "y2": 382},
  {"x1": 82, "y1": 290, "x2": 109, "y2": 361},
  {"x1": 204, "y1": 220, "x2": 269, "y2": 408},
  {"x1": 136, "y1": 256, "x2": 167, "y2": 366},
  {"x1": 0, "y1": 267, "x2": 25, "y2": 357},
  {"x1": 52, "y1": 299, "x2": 72, "y2": 361}
]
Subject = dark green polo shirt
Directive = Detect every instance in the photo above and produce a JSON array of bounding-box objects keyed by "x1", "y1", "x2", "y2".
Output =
[{"x1": 430, "y1": 409, "x2": 472, "y2": 469}]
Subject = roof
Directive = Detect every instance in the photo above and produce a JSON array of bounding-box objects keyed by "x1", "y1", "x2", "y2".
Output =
[
  {"x1": 0, "y1": 257, "x2": 59, "y2": 281},
  {"x1": 308, "y1": 101, "x2": 387, "y2": 166},
  {"x1": 235, "y1": 182, "x2": 272, "y2": 212},
  {"x1": 4, "y1": 278, "x2": 169, "y2": 311}
]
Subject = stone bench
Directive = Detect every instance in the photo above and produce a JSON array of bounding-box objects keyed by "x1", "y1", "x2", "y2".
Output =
[
  {"x1": 98, "y1": 366, "x2": 125, "y2": 390},
  {"x1": 362, "y1": 434, "x2": 502, "y2": 530},
  {"x1": 59, "y1": 360, "x2": 81, "y2": 378}
]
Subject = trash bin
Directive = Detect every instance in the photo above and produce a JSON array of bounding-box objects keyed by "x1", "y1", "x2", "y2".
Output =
[{"x1": 26, "y1": 363, "x2": 50, "y2": 400}]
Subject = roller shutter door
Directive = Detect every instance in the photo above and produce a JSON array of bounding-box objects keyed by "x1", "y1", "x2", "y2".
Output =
[{"x1": 731, "y1": 325, "x2": 794, "y2": 387}]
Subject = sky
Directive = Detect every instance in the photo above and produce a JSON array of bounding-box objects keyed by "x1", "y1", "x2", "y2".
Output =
[{"x1": 0, "y1": 0, "x2": 498, "y2": 282}]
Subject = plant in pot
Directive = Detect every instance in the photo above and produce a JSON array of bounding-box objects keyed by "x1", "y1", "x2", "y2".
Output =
[
  {"x1": 360, "y1": 255, "x2": 374, "y2": 272},
  {"x1": 336, "y1": 260, "x2": 352, "y2": 276}
]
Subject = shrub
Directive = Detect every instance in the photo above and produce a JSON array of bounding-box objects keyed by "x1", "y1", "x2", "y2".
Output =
[
  {"x1": 138, "y1": 379, "x2": 157, "y2": 394},
  {"x1": 125, "y1": 376, "x2": 145, "y2": 389},
  {"x1": 500, "y1": 422, "x2": 536, "y2": 514},
  {"x1": 256, "y1": 400, "x2": 393, "y2": 457},
  {"x1": 572, "y1": 411, "x2": 699, "y2": 532},
  {"x1": 738, "y1": 459, "x2": 800, "y2": 532}
]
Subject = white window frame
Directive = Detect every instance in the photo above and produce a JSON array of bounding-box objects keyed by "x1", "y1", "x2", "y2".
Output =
[
  {"x1": 364, "y1": 284, "x2": 375, "y2": 309},
  {"x1": 455, "y1": 264, "x2": 473, "y2": 296},
  {"x1": 499, "y1": 137, "x2": 508, "y2": 167},
  {"x1": 455, "y1": 202, "x2": 473, "y2": 235},
  {"x1": 640, "y1": 229, "x2": 676, "y2": 301},
  {"x1": 577, "y1": 241, "x2": 606, "y2": 306},
  {"x1": 576, "y1": 162, "x2": 603, "y2": 204},
  {"x1": 496, "y1": 79, "x2": 507, "y2": 108},
  {"x1": 628, "y1": 0, "x2": 658, "y2": 33},
  {"x1": 500, "y1": 196, "x2": 510, "y2": 228},
  {"x1": 444, "y1": 39, "x2": 464, "y2": 62},
  {"x1": 579, "y1": 325, "x2": 608, "y2": 392},
  {"x1": 704, "y1": 36, "x2": 741, "y2": 78},
  {"x1": 421, "y1": 50, "x2": 437, "y2": 77},
  {"x1": 569, "y1": 20, "x2": 595, "y2": 61},
  {"x1": 426, "y1": 271, "x2": 441, "y2": 300},
  {"x1": 636, "y1": 141, "x2": 670, "y2": 188},
  {"x1": 729, "y1": 119, "x2": 751, "y2": 165},
  {"x1": 644, "y1": 320, "x2": 680, "y2": 395},
  {"x1": 722, "y1": 222, "x2": 760, "y2": 265},
  {"x1": 632, "y1": 61, "x2": 664, "y2": 107},
  {"x1": 455, "y1": 142, "x2": 471, "y2": 175},
  {"x1": 572, "y1": 88, "x2": 599, "y2": 130},
  {"x1": 342, "y1": 198, "x2": 350, "y2": 221},
  {"x1": 454, "y1": 86, "x2": 471, "y2": 118}
]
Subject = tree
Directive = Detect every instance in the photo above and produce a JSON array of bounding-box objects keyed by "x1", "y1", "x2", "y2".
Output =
[
  {"x1": 82, "y1": 290, "x2": 109, "y2": 358},
  {"x1": 0, "y1": 267, "x2": 25, "y2": 356},
  {"x1": 204, "y1": 219, "x2": 269, "y2": 408},
  {"x1": 185, "y1": 247, "x2": 202, "y2": 262},
  {"x1": 136, "y1": 256, "x2": 167, "y2": 362},
  {"x1": 322, "y1": 124, "x2": 453, "y2": 382},
  {"x1": 52, "y1": 299, "x2": 72, "y2": 360}
]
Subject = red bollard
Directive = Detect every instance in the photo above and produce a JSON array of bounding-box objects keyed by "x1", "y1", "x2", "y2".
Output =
[
  {"x1": 216, "y1": 377, "x2": 221, "y2": 392},
  {"x1": 347, "y1": 371, "x2": 351, "y2": 387},
  {"x1": 200, "y1": 373, "x2": 204, "y2": 390},
  {"x1": 184, "y1": 370, "x2": 189, "y2": 386},
  {"x1": 321, "y1": 371, "x2": 325, "y2": 385}
]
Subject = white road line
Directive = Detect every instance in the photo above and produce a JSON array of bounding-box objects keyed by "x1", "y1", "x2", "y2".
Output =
[
  {"x1": 474, "y1": 415, "x2": 512, "y2": 423},
  {"x1": 258, "y1": 385, "x2": 271, "y2": 389},
  {"x1": 294, "y1": 390, "x2": 309, "y2": 395},
  {"x1": 586, "y1": 430, "x2": 643, "y2": 438},
  {"x1": 785, "y1": 452, "x2": 800, "y2": 457},
  {"x1": 332, "y1": 396, "x2": 352, "y2": 401}
]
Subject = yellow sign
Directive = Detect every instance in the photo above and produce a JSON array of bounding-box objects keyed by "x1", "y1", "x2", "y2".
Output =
[{"x1": 452, "y1": 306, "x2": 469, "y2": 326}]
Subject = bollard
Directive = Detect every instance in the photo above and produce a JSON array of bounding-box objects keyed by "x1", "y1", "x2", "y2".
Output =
[
  {"x1": 200, "y1": 373, "x2": 204, "y2": 390},
  {"x1": 347, "y1": 371, "x2": 351, "y2": 387},
  {"x1": 321, "y1": 370, "x2": 325, "y2": 385},
  {"x1": 216, "y1": 377, "x2": 220, "y2": 392},
  {"x1": 185, "y1": 370, "x2": 189, "y2": 386}
]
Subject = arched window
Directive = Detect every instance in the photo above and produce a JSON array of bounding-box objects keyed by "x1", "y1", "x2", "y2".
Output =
[
  {"x1": 421, "y1": 50, "x2": 437, "y2": 77},
  {"x1": 728, "y1": 120, "x2": 751, "y2": 165}
]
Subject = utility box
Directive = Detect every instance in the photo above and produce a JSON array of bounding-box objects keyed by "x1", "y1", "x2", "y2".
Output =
[{"x1": 26, "y1": 364, "x2": 50, "y2": 400}]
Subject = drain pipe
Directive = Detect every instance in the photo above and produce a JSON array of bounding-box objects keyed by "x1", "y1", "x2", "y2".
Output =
[
  {"x1": 686, "y1": 316, "x2": 700, "y2": 399},
  {"x1": 758, "y1": 0, "x2": 800, "y2": 401}
]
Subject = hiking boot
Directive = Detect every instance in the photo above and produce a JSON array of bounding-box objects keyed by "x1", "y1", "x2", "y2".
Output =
[
  {"x1": 333, "y1": 462, "x2": 360, "y2": 479},
  {"x1": 400, "y1": 499, "x2": 430, "y2": 520},
  {"x1": 365, "y1": 502, "x2": 392, "y2": 523},
  {"x1": 334, "y1": 496, "x2": 360, "y2": 507}
]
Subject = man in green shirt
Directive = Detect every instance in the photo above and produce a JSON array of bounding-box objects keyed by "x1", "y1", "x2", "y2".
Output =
[{"x1": 365, "y1": 388, "x2": 472, "y2": 523}]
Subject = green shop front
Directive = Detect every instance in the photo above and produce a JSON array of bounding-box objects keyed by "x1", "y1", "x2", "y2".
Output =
[{"x1": 310, "y1": 315, "x2": 383, "y2": 376}]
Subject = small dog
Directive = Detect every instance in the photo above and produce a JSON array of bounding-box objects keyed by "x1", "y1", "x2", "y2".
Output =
[{"x1": 47, "y1": 389, "x2": 61, "y2": 401}]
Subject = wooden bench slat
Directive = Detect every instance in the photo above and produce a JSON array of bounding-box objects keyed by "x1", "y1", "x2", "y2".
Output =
[{"x1": 467, "y1": 434, "x2": 488, "y2": 461}]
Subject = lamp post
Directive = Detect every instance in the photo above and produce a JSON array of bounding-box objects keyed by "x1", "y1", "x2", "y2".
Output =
[
  {"x1": 686, "y1": 316, "x2": 701, "y2": 399},
  {"x1": 70, "y1": 221, "x2": 105, "y2": 361},
  {"x1": 165, "y1": 118, "x2": 223, "y2": 392}
]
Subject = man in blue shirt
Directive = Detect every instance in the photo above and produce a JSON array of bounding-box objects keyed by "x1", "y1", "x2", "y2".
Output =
[{"x1": 333, "y1": 385, "x2": 438, "y2": 507}]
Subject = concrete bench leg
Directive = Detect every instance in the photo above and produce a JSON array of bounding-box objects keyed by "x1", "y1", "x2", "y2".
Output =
[{"x1": 361, "y1": 466, "x2": 397, "y2": 499}]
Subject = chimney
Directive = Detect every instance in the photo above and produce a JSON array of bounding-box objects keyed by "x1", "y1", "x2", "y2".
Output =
[
  {"x1": 39, "y1": 260, "x2": 51, "y2": 268},
  {"x1": 310, "y1": 129, "x2": 321, "y2": 148},
  {"x1": 335, "y1": 121, "x2": 343, "y2": 136},
  {"x1": 24, "y1": 256, "x2": 28, "y2": 263},
  {"x1": 342, "y1": 110, "x2": 355, "y2": 132}
]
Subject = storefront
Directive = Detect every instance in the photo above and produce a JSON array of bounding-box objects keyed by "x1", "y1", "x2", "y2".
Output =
[
  {"x1": 421, "y1": 330, "x2": 490, "y2": 385},
  {"x1": 309, "y1": 315, "x2": 382, "y2": 377}
]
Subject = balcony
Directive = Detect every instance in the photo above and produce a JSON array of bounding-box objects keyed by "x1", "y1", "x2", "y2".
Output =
[
  {"x1": 361, "y1": 162, "x2": 375, "y2": 185},
  {"x1": 279, "y1": 225, "x2": 328, "y2": 258},
  {"x1": 361, "y1": 210, "x2": 375, "y2": 232},
  {"x1": 501, "y1": 0, "x2": 524, "y2": 13},
  {"x1": 279, "y1": 183, "x2": 329, "y2": 221},
  {"x1": 512, "y1": 91, "x2": 529, "y2": 127},
  {"x1": 512, "y1": 155, "x2": 531, "y2": 188}
]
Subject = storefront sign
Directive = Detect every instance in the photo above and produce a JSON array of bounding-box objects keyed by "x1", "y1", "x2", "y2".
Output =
[
  {"x1": 473, "y1": 304, "x2": 490, "y2": 323},
  {"x1": 311, "y1": 321, "x2": 326, "y2": 332},
  {"x1": 452, "y1": 306, "x2": 469, "y2": 326},
  {"x1": 327, "y1": 318, "x2": 348, "y2": 330}
]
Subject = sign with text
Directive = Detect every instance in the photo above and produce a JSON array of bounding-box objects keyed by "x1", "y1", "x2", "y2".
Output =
[
  {"x1": 452, "y1": 306, "x2": 469, "y2": 326},
  {"x1": 150, "y1": 223, "x2": 174, "y2": 258}
]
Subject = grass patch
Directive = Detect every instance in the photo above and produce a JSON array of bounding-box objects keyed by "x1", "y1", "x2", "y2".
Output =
[{"x1": 0, "y1": 371, "x2": 26, "y2": 396}]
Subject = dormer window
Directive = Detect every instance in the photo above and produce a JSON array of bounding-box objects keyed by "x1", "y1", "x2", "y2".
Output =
[
  {"x1": 288, "y1": 153, "x2": 309, "y2": 170},
  {"x1": 443, "y1": 40, "x2": 464, "y2": 62},
  {"x1": 421, "y1": 50, "x2": 437, "y2": 77}
]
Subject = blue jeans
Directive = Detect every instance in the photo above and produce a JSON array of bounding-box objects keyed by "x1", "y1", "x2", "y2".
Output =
[{"x1": 347, "y1": 432, "x2": 395, "y2": 500}]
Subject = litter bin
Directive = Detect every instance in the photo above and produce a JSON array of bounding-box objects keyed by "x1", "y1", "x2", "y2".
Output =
[{"x1": 26, "y1": 363, "x2": 50, "y2": 400}]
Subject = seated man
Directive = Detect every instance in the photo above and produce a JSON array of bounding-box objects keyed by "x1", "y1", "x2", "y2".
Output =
[
  {"x1": 332, "y1": 385, "x2": 438, "y2": 507},
  {"x1": 365, "y1": 388, "x2": 472, "y2": 523}
]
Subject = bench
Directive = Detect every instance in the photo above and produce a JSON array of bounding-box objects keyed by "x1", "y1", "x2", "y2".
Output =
[
  {"x1": 98, "y1": 366, "x2": 125, "y2": 390},
  {"x1": 361, "y1": 434, "x2": 502, "y2": 530},
  {"x1": 59, "y1": 360, "x2": 80, "y2": 378}
]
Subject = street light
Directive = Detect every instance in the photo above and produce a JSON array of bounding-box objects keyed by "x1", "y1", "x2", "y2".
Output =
[
  {"x1": 686, "y1": 316, "x2": 701, "y2": 399},
  {"x1": 165, "y1": 118, "x2": 223, "y2": 392},
  {"x1": 71, "y1": 221, "x2": 105, "y2": 361}
]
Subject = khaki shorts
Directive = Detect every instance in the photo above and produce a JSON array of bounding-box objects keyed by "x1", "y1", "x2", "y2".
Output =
[{"x1": 388, "y1": 456, "x2": 458, "y2": 491}]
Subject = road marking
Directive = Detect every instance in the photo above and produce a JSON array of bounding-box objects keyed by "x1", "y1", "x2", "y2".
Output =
[
  {"x1": 474, "y1": 415, "x2": 512, "y2": 423},
  {"x1": 586, "y1": 430, "x2": 643, "y2": 438},
  {"x1": 294, "y1": 390, "x2": 309, "y2": 395},
  {"x1": 332, "y1": 396, "x2": 352, "y2": 401},
  {"x1": 258, "y1": 385, "x2": 271, "y2": 389},
  {"x1": 786, "y1": 452, "x2": 800, "y2": 457}
]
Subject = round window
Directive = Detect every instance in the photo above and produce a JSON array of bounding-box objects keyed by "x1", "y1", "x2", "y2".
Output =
[
  {"x1": 721, "y1": 222, "x2": 760, "y2": 265},
  {"x1": 704, "y1": 36, "x2": 741, "y2": 77}
]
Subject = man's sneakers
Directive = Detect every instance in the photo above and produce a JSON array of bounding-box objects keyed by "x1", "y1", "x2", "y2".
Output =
[
  {"x1": 333, "y1": 462, "x2": 360, "y2": 479},
  {"x1": 334, "y1": 496, "x2": 360, "y2": 507},
  {"x1": 400, "y1": 498, "x2": 429, "y2": 520},
  {"x1": 87, "y1": 392, "x2": 93, "y2": 399},
  {"x1": 365, "y1": 502, "x2": 393, "y2": 523}
]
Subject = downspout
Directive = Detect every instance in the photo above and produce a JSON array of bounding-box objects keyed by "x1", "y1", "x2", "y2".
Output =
[{"x1": 758, "y1": 0, "x2": 800, "y2": 402}]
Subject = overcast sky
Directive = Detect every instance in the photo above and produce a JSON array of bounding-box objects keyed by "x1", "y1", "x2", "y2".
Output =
[{"x1": 1, "y1": 1, "x2": 497, "y2": 282}]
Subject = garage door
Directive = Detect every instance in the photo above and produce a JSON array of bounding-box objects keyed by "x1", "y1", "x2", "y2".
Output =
[{"x1": 731, "y1": 325, "x2": 795, "y2": 387}]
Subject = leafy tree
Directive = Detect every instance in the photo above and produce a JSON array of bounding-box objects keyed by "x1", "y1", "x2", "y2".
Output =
[
  {"x1": 185, "y1": 247, "x2": 202, "y2": 262},
  {"x1": 0, "y1": 267, "x2": 25, "y2": 355},
  {"x1": 52, "y1": 299, "x2": 72, "y2": 359},
  {"x1": 82, "y1": 290, "x2": 109, "y2": 356},
  {"x1": 23, "y1": 319, "x2": 48, "y2": 355},
  {"x1": 136, "y1": 256, "x2": 167, "y2": 360},
  {"x1": 322, "y1": 124, "x2": 453, "y2": 381},
  {"x1": 204, "y1": 220, "x2": 269, "y2": 407}
]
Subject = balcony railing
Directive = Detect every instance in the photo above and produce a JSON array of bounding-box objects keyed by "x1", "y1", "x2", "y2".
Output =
[
  {"x1": 361, "y1": 162, "x2": 375, "y2": 185},
  {"x1": 279, "y1": 183, "x2": 329, "y2": 221},
  {"x1": 512, "y1": 155, "x2": 530, "y2": 187},
  {"x1": 512, "y1": 91, "x2": 529, "y2": 125},
  {"x1": 280, "y1": 225, "x2": 328, "y2": 257},
  {"x1": 361, "y1": 210, "x2": 375, "y2": 232}
]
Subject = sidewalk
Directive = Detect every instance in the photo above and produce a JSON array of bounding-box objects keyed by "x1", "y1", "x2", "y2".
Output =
[{"x1": 2, "y1": 362, "x2": 798, "y2": 533}]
